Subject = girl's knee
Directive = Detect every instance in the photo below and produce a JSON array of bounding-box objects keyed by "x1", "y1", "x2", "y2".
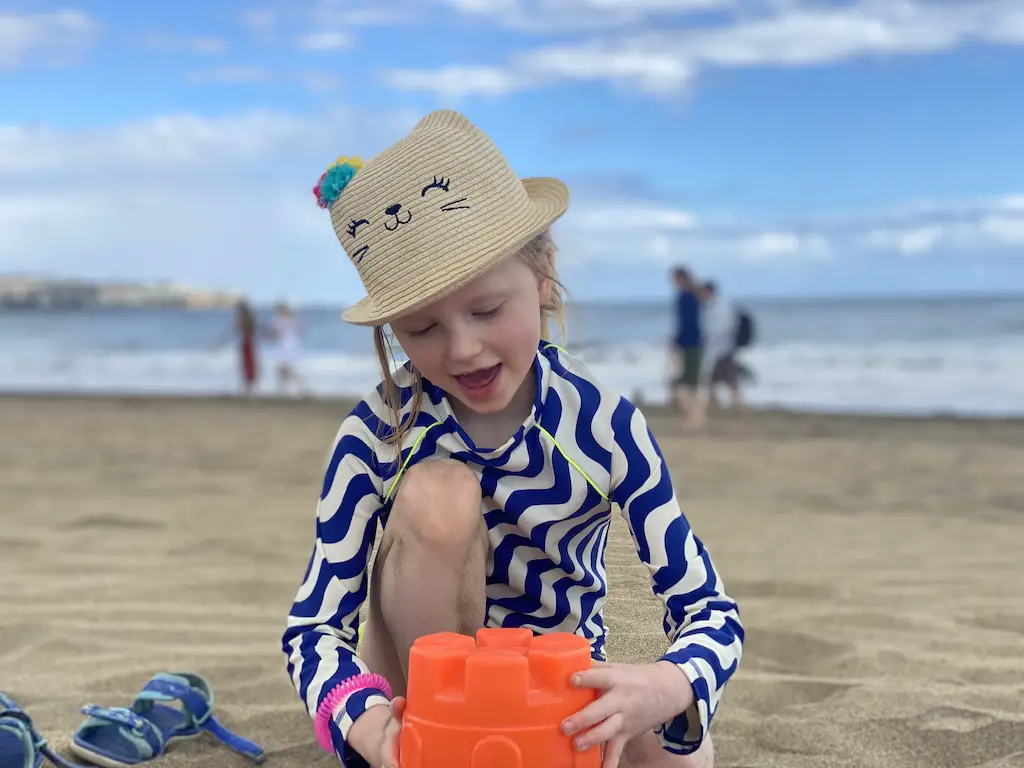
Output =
[
  {"x1": 622, "y1": 732, "x2": 713, "y2": 768},
  {"x1": 674, "y1": 734, "x2": 713, "y2": 768},
  {"x1": 391, "y1": 459, "x2": 484, "y2": 550}
]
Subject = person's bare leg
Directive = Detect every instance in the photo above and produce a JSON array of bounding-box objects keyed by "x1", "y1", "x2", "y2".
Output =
[
  {"x1": 677, "y1": 387, "x2": 706, "y2": 432},
  {"x1": 620, "y1": 731, "x2": 714, "y2": 768},
  {"x1": 729, "y1": 383, "x2": 746, "y2": 421},
  {"x1": 360, "y1": 459, "x2": 488, "y2": 696}
]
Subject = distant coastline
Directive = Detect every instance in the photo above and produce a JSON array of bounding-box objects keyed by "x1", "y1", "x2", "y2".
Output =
[{"x1": 0, "y1": 275, "x2": 243, "y2": 311}]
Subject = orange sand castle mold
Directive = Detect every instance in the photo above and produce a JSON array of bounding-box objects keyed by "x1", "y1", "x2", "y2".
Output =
[{"x1": 400, "y1": 628, "x2": 601, "y2": 768}]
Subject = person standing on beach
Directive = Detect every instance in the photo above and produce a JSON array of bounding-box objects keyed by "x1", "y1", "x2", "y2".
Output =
[
  {"x1": 699, "y1": 281, "x2": 746, "y2": 422},
  {"x1": 282, "y1": 112, "x2": 742, "y2": 768},
  {"x1": 234, "y1": 299, "x2": 260, "y2": 396},
  {"x1": 270, "y1": 301, "x2": 312, "y2": 397},
  {"x1": 669, "y1": 266, "x2": 706, "y2": 430}
]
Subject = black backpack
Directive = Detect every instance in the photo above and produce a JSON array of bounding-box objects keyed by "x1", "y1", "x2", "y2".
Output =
[{"x1": 734, "y1": 308, "x2": 755, "y2": 349}]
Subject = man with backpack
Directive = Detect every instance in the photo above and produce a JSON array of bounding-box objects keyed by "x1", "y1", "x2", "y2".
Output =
[{"x1": 700, "y1": 281, "x2": 755, "y2": 421}]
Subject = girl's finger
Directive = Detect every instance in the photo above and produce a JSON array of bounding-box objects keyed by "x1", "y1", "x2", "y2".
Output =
[
  {"x1": 562, "y1": 692, "x2": 620, "y2": 736},
  {"x1": 390, "y1": 696, "x2": 406, "y2": 719},
  {"x1": 574, "y1": 712, "x2": 624, "y2": 752},
  {"x1": 601, "y1": 736, "x2": 627, "y2": 768},
  {"x1": 382, "y1": 721, "x2": 401, "y2": 768},
  {"x1": 572, "y1": 665, "x2": 618, "y2": 691}
]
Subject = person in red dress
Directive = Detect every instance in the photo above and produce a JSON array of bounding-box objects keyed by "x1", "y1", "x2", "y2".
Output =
[{"x1": 235, "y1": 299, "x2": 260, "y2": 395}]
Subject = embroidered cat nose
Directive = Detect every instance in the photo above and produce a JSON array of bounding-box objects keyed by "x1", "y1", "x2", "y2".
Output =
[{"x1": 385, "y1": 203, "x2": 402, "y2": 216}]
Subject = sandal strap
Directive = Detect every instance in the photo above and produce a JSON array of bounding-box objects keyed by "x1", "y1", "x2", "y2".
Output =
[
  {"x1": 132, "y1": 674, "x2": 263, "y2": 764},
  {"x1": 0, "y1": 710, "x2": 45, "y2": 749},
  {"x1": 134, "y1": 673, "x2": 212, "y2": 726},
  {"x1": 78, "y1": 705, "x2": 165, "y2": 758},
  {"x1": 202, "y1": 715, "x2": 265, "y2": 764}
]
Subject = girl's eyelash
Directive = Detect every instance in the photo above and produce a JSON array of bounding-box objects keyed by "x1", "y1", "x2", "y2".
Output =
[{"x1": 404, "y1": 305, "x2": 500, "y2": 337}]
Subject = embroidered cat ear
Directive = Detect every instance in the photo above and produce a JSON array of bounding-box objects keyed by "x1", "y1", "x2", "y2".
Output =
[{"x1": 313, "y1": 156, "x2": 364, "y2": 209}]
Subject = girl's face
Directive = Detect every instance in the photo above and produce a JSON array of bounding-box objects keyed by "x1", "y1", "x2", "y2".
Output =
[{"x1": 391, "y1": 256, "x2": 552, "y2": 417}]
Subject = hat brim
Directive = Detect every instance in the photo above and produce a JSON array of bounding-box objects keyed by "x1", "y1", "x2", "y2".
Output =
[{"x1": 340, "y1": 176, "x2": 569, "y2": 327}]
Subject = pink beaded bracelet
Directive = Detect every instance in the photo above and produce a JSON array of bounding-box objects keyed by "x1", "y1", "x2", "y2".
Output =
[{"x1": 314, "y1": 673, "x2": 393, "y2": 754}]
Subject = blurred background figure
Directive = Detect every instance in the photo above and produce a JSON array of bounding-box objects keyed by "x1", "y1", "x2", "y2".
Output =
[
  {"x1": 668, "y1": 265, "x2": 706, "y2": 431},
  {"x1": 699, "y1": 280, "x2": 752, "y2": 424},
  {"x1": 270, "y1": 301, "x2": 312, "y2": 398},
  {"x1": 233, "y1": 299, "x2": 260, "y2": 397}
]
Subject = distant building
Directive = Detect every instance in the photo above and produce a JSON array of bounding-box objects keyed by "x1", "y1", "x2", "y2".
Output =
[{"x1": 0, "y1": 276, "x2": 243, "y2": 310}]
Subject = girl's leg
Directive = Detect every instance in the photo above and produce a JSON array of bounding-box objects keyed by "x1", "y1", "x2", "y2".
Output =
[
  {"x1": 360, "y1": 459, "x2": 488, "y2": 696},
  {"x1": 621, "y1": 731, "x2": 713, "y2": 768}
]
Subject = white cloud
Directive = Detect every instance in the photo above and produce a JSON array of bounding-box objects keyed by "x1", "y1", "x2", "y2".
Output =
[
  {"x1": 240, "y1": 1, "x2": 414, "y2": 48},
  {"x1": 296, "y1": 31, "x2": 354, "y2": 51},
  {"x1": 188, "y1": 66, "x2": 275, "y2": 85},
  {"x1": 555, "y1": 192, "x2": 1024, "y2": 269},
  {"x1": 0, "y1": 9, "x2": 100, "y2": 71},
  {"x1": 979, "y1": 215, "x2": 1024, "y2": 245},
  {"x1": 144, "y1": 33, "x2": 229, "y2": 55},
  {"x1": 864, "y1": 225, "x2": 944, "y2": 255},
  {"x1": 520, "y1": 43, "x2": 697, "y2": 95},
  {"x1": 241, "y1": 8, "x2": 278, "y2": 41},
  {"x1": 383, "y1": 0, "x2": 1024, "y2": 97},
  {"x1": 574, "y1": 204, "x2": 698, "y2": 231},
  {"x1": 442, "y1": 0, "x2": 733, "y2": 32},
  {"x1": 185, "y1": 66, "x2": 343, "y2": 91},
  {"x1": 381, "y1": 65, "x2": 528, "y2": 98},
  {"x1": 0, "y1": 107, "x2": 1020, "y2": 304},
  {"x1": 0, "y1": 107, "x2": 421, "y2": 303}
]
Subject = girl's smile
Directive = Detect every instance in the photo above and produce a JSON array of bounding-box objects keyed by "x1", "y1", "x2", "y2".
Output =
[{"x1": 454, "y1": 364, "x2": 502, "y2": 401}]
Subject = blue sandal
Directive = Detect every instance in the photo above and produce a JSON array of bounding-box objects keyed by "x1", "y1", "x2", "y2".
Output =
[
  {"x1": 69, "y1": 672, "x2": 264, "y2": 767},
  {"x1": 0, "y1": 693, "x2": 85, "y2": 768}
]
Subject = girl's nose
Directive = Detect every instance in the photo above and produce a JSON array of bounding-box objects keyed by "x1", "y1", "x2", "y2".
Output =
[{"x1": 447, "y1": 326, "x2": 483, "y2": 363}]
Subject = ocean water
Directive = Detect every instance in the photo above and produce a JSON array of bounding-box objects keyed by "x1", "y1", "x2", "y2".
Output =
[{"x1": 1, "y1": 295, "x2": 1022, "y2": 418}]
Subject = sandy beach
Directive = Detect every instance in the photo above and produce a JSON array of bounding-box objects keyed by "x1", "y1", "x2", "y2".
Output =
[{"x1": 2, "y1": 394, "x2": 1023, "y2": 768}]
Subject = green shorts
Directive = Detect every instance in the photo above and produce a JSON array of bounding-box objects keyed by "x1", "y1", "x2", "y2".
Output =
[{"x1": 673, "y1": 346, "x2": 703, "y2": 390}]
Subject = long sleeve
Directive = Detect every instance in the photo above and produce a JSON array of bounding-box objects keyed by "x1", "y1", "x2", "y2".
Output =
[
  {"x1": 281, "y1": 410, "x2": 389, "y2": 767},
  {"x1": 608, "y1": 398, "x2": 744, "y2": 755}
]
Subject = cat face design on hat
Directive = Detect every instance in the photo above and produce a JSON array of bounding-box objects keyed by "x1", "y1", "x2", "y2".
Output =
[
  {"x1": 313, "y1": 152, "x2": 477, "y2": 268},
  {"x1": 340, "y1": 173, "x2": 472, "y2": 265}
]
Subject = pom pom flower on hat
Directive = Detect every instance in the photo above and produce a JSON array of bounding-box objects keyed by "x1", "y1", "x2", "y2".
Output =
[{"x1": 313, "y1": 155, "x2": 364, "y2": 209}]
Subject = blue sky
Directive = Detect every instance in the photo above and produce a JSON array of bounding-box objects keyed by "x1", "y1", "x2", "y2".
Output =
[{"x1": 1, "y1": 0, "x2": 1022, "y2": 304}]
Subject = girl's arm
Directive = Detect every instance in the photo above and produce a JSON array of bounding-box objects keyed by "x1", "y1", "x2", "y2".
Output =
[
  {"x1": 281, "y1": 411, "x2": 388, "y2": 768},
  {"x1": 608, "y1": 398, "x2": 744, "y2": 756}
]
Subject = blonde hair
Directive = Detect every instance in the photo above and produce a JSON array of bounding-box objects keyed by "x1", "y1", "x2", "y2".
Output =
[{"x1": 372, "y1": 230, "x2": 567, "y2": 449}]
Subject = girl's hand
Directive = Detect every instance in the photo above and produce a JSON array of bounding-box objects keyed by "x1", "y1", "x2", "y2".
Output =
[
  {"x1": 347, "y1": 698, "x2": 404, "y2": 768},
  {"x1": 561, "y1": 661, "x2": 695, "y2": 768},
  {"x1": 379, "y1": 697, "x2": 405, "y2": 768}
]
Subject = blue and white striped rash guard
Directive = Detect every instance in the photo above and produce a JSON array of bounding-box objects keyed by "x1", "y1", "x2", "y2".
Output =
[{"x1": 283, "y1": 343, "x2": 743, "y2": 764}]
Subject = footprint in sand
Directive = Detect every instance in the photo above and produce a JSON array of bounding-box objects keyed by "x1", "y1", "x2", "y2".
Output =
[
  {"x1": 725, "y1": 580, "x2": 836, "y2": 601},
  {"x1": 971, "y1": 613, "x2": 1024, "y2": 636},
  {"x1": 864, "y1": 707, "x2": 1024, "y2": 768},
  {"x1": 743, "y1": 629, "x2": 851, "y2": 675},
  {"x1": 732, "y1": 678, "x2": 853, "y2": 715},
  {"x1": 0, "y1": 622, "x2": 50, "y2": 664},
  {"x1": 0, "y1": 536, "x2": 42, "y2": 554},
  {"x1": 63, "y1": 514, "x2": 165, "y2": 531}
]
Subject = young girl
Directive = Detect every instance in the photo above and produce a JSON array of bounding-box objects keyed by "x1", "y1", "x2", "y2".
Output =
[
  {"x1": 270, "y1": 301, "x2": 312, "y2": 397},
  {"x1": 282, "y1": 111, "x2": 743, "y2": 768}
]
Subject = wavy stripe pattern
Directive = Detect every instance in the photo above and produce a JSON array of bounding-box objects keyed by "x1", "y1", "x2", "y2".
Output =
[{"x1": 282, "y1": 343, "x2": 743, "y2": 760}]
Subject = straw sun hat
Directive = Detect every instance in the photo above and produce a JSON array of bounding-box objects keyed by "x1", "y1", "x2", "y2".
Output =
[{"x1": 313, "y1": 109, "x2": 570, "y2": 326}]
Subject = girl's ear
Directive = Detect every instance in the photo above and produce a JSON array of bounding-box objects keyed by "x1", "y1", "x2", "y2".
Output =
[
  {"x1": 535, "y1": 241, "x2": 555, "y2": 309},
  {"x1": 538, "y1": 272, "x2": 553, "y2": 309}
]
